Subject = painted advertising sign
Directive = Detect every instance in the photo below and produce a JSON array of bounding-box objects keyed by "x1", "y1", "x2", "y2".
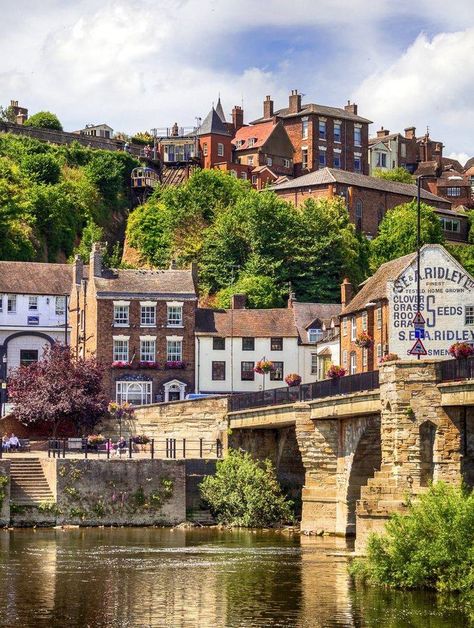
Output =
[{"x1": 388, "y1": 245, "x2": 474, "y2": 359}]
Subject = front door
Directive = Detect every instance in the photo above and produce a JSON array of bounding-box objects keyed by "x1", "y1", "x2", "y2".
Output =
[{"x1": 168, "y1": 390, "x2": 181, "y2": 402}]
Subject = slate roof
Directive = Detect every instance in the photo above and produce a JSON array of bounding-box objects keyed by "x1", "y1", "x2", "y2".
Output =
[
  {"x1": 270, "y1": 167, "x2": 449, "y2": 204},
  {"x1": 195, "y1": 308, "x2": 298, "y2": 337},
  {"x1": 0, "y1": 261, "x2": 73, "y2": 295},
  {"x1": 197, "y1": 107, "x2": 230, "y2": 137},
  {"x1": 215, "y1": 97, "x2": 226, "y2": 123},
  {"x1": 341, "y1": 252, "x2": 417, "y2": 316},
  {"x1": 232, "y1": 121, "x2": 276, "y2": 150},
  {"x1": 368, "y1": 133, "x2": 401, "y2": 145},
  {"x1": 94, "y1": 269, "x2": 196, "y2": 298},
  {"x1": 251, "y1": 103, "x2": 371, "y2": 125},
  {"x1": 291, "y1": 302, "x2": 341, "y2": 341}
]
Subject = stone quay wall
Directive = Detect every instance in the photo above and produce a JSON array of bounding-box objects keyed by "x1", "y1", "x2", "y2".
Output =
[{"x1": 0, "y1": 460, "x2": 10, "y2": 526}]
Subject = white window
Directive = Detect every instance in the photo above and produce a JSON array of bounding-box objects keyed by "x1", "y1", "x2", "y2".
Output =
[
  {"x1": 334, "y1": 121, "x2": 341, "y2": 142},
  {"x1": 140, "y1": 304, "x2": 156, "y2": 326},
  {"x1": 311, "y1": 353, "x2": 318, "y2": 375},
  {"x1": 319, "y1": 120, "x2": 326, "y2": 139},
  {"x1": 302, "y1": 148, "x2": 308, "y2": 169},
  {"x1": 167, "y1": 304, "x2": 183, "y2": 327},
  {"x1": 241, "y1": 172, "x2": 247, "y2": 180},
  {"x1": 252, "y1": 174, "x2": 258, "y2": 184},
  {"x1": 116, "y1": 381, "x2": 152, "y2": 405},
  {"x1": 465, "y1": 306, "x2": 474, "y2": 325},
  {"x1": 114, "y1": 304, "x2": 129, "y2": 326},
  {"x1": 248, "y1": 138, "x2": 255, "y2": 148},
  {"x1": 247, "y1": 155, "x2": 254, "y2": 166},
  {"x1": 230, "y1": 170, "x2": 237, "y2": 178},
  {"x1": 440, "y1": 217, "x2": 461, "y2": 232},
  {"x1": 342, "y1": 318, "x2": 347, "y2": 336},
  {"x1": 350, "y1": 352, "x2": 357, "y2": 375},
  {"x1": 167, "y1": 339, "x2": 183, "y2": 362},
  {"x1": 354, "y1": 125, "x2": 362, "y2": 146},
  {"x1": 377, "y1": 343, "x2": 382, "y2": 359},
  {"x1": 354, "y1": 156, "x2": 362, "y2": 172},
  {"x1": 362, "y1": 348, "x2": 367, "y2": 368},
  {"x1": 140, "y1": 338, "x2": 156, "y2": 362},
  {"x1": 343, "y1": 350, "x2": 348, "y2": 367},
  {"x1": 28, "y1": 296, "x2": 38, "y2": 311},
  {"x1": 376, "y1": 152, "x2": 387, "y2": 168},
  {"x1": 56, "y1": 296, "x2": 66, "y2": 316},
  {"x1": 113, "y1": 339, "x2": 129, "y2": 362},
  {"x1": 217, "y1": 143, "x2": 224, "y2": 157},
  {"x1": 302, "y1": 118, "x2": 309, "y2": 139},
  {"x1": 308, "y1": 328, "x2": 323, "y2": 343},
  {"x1": 266, "y1": 157, "x2": 272, "y2": 167},
  {"x1": 361, "y1": 310, "x2": 367, "y2": 329},
  {"x1": 203, "y1": 143, "x2": 208, "y2": 156},
  {"x1": 7, "y1": 295, "x2": 16, "y2": 314},
  {"x1": 376, "y1": 306, "x2": 382, "y2": 329},
  {"x1": 446, "y1": 187, "x2": 461, "y2": 197},
  {"x1": 351, "y1": 317, "x2": 357, "y2": 341},
  {"x1": 284, "y1": 158, "x2": 290, "y2": 168}
]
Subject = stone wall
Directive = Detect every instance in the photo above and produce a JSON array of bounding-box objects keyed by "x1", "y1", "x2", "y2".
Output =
[{"x1": 0, "y1": 460, "x2": 10, "y2": 525}]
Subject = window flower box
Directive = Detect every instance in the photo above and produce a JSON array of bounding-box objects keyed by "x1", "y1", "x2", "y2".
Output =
[
  {"x1": 355, "y1": 331, "x2": 373, "y2": 349},
  {"x1": 327, "y1": 365, "x2": 346, "y2": 379},
  {"x1": 448, "y1": 342, "x2": 474, "y2": 359},
  {"x1": 285, "y1": 373, "x2": 302, "y2": 387},
  {"x1": 254, "y1": 359, "x2": 275, "y2": 375},
  {"x1": 165, "y1": 360, "x2": 186, "y2": 369},
  {"x1": 138, "y1": 361, "x2": 160, "y2": 369},
  {"x1": 111, "y1": 361, "x2": 131, "y2": 369}
]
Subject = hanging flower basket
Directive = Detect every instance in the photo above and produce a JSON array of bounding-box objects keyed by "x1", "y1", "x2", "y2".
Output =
[
  {"x1": 165, "y1": 360, "x2": 186, "y2": 369},
  {"x1": 138, "y1": 361, "x2": 160, "y2": 369},
  {"x1": 285, "y1": 373, "x2": 302, "y2": 387},
  {"x1": 355, "y1": 331, "x2": 373, "y2": 349},
  {"x1": 327, "y1": 365, "x2": 346, "y2": 379},
  {"x1": 108, "y1": 401, "x2": 135, "y2": 422},
  {"x1": 448, "y1": 342, "x2": 474, "y2": 360},
  {"x1": 132, "y1": 434, "x2": 150, "y2": 444},
  {"x1": 111, "y1": 361, "x2": 131, "y2": 369},
  {"x1": 254, "y1": 360, "x2": 275, "y2": 375},
  {"x1": 379, "y1": 353, "x2": 399, "y2": 365}
]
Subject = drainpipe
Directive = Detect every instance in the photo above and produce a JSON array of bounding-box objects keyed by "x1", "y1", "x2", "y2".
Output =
[{"x1": 196, "y1": 336, "x2": 200, "y2": 393}]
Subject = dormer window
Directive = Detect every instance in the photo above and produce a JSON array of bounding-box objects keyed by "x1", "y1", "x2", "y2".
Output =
[
  {"x1": 247, "y1": 138, "x2": 256, "y2": 148},
  {"x1": 308, "y1": 328, "x2": 323, "y2": 343}
]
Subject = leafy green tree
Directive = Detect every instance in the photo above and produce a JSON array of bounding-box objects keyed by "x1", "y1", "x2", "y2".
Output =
[
  {"x1": 215, "y1": 274, "x2": 284, "y2": 308},
  {"x1": 24, "y1": 111, "x2": 63, "y2": 131},
  {"x1": 373, "y1": 167, "x2": 414, "y2": 184},
  {"x1": 447, "y1": 243, "x2": 474, "y2": 276},
  {"x1": 0, "y1": 104, "x2": 17, "y2": 123},
  {"x1": 22, "y1": 153, "x2": 61, "y2": 184},
  {"x1": 199, "y1": 450, "x2": 294, "y2": 527},
  {"x1": 126, "y1": 197, "x2": 173, "y2": 267},
  {"x1": 370, "y1": 201, "x2": 444, "y2": 271},
  {"x1": 73, "y1": 221, "x2": 104, "y2": 262}
]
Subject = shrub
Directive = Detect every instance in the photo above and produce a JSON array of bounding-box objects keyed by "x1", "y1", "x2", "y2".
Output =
[
  {"x1": 199, "y1": 449, "x2": 294, "y2": 527},
  {"x1": 24, "y1": 111, "x2": 63, "y2": 131},
  {"x1": 23, "y1": 153, "x2": 61, "y2": 184},
  {"x1": 349, "y1": 482, "x2": 474, "y2": 598}
]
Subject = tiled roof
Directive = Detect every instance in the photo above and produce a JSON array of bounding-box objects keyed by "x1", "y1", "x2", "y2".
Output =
[
  {"x1": 441, "y1": 157, "x2": 463, "y2": 173},
  {"x1": 464, "y1": 157, "x2": 474, "y2": 171},
  {"x1": 195, "y1": 308, "x2": 298, "y2": 337},
  {"x1": 369, "y1": 133, "x2": 401, "y2": 145},
  {"x1": 232, "y1": 121, "x2": 275, "y2": 150},
  {"x1": 197, "y1": 107, "x2": 230, "y2": 137},
  {"x1": 291, "y1": 302, "x2": 341, "y2": 341},
  {"x1": 94, "y1": 269, "x2": 196, "y2": 298},
  {"x1": 341, "y1": 252, "x2": 416, "y2": 316},
  {"x1": 0, "y1": 261, "x2": 73, "y2": 295},
  {"x1": 251, "y1": 103, "x2": 371, "y2": 125},
  {"x1": 270, "y1": 167, "x2": 449, "y2": 203}
]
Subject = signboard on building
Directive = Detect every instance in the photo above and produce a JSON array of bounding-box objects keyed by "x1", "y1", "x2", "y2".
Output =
[
  {"x1": 27, "y1": 316, "x2": 39, "y2": 325},
  {"x1": 388, "y1": 245, "x2": 474, "y2": 359}
]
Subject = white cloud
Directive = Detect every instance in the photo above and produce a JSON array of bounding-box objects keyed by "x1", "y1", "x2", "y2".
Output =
[
  {"x1": 448, "y1": 152, "x2": 470, "y2": 167},
  {"x1": 353, "y1": 28, "x2": 474, "y2": 158}
]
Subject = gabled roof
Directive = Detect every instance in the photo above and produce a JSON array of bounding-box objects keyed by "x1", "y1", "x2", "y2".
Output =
[
  {"x1": 197, "y1": 107, "x2": 230, "y2": 137},
  {"x1": 0, "y1": 262, "x2": 73, "y2": 295},
  {"x1": 464, "y1": 157, "x2": 474, "y2": 171},
  {"x1": 251, "y1": 103, "x2": 371, "y2": 124},
  {"x1": 215, "y1": 97, "x2": 226, "y2": 123},
  {"x1": 94, "y1": 269, "x2": 196, "y2": 298},
  {"x1": 291, "y1": 302, "x2": 341, "y2": 342},
  {"x1": 369, "y1": 133, "x2": 401, "y2": 145},
  {"x1": 232, "y1": 121, "x2": 275, "y2": 150},
  {"x1": 270, "y1": 167, "x2": 449, "y2": 204},
  {"x1": 195, "y1": 308, "x2": 298, "y2": 337}
]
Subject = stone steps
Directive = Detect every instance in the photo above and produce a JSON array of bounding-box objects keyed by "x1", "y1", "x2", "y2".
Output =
[{"x1": 9, "y1": 458, "x2": 55, "y2": 505}]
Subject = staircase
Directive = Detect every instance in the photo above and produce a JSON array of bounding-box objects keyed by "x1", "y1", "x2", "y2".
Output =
[{"x1": 9, "y1": 458, "x2": 55, "y2": 506}]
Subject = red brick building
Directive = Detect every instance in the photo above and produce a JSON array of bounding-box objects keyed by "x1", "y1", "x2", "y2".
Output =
[
  {"x1": 70, "y1": 245, "x2": 197, "y2": 404},
  {"x1": 250, "y1": 91, "x2": 372, "y2": 177}
]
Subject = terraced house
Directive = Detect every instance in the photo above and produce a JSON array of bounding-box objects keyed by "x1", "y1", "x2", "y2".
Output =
[{"x1": 70, "y1": 244, "x2": 197, "y2": 404}]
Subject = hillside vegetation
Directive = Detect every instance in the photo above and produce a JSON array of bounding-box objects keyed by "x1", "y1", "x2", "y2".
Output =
[{"x1": 0, "y1": 132, "x2": 138, "y2": 262}]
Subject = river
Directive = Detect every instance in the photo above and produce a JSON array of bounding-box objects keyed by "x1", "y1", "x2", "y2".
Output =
[{"x1": 0, "y1": 528, "x2": 467, "y2": 627}]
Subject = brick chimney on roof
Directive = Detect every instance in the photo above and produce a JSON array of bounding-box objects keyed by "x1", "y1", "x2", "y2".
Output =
[
  {"x1": 341, "y1": 277, "x2": 353, "y2": 308},
  {"x1": 376, "y1": 127, "x2": 390, "y2": 138},
  {"x1": 264, "y1": 95, "x2": 274, "y2": 119},
  {"x1": 231, "y1": 294, "x2": 247, "y2": 310},
  {"x1": 73, "y1": 255, "x2": 84, "y2": 286},
  {"x1": 404, "y1": 126, "x2": 416, "y2": 140},
  {"x1": 288, "y1": 90, "x2": 301, "y2": 114},
  {"x1": 90, "y1": 243, "x2": 104, "y2": 278},
  {"x1": 232, "y1": 105, "x2": 244, "y2": 131},
  {"x1": 344, "y1": 100, "x2": 358, "y2": 115},
  {"x1": 287, "y1": 291, "x2": 296, "y2": 309}
]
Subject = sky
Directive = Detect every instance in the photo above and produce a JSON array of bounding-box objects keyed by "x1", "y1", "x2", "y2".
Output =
[{"x1": 1, "y1": 0, "x2": 474, "y2": 163}]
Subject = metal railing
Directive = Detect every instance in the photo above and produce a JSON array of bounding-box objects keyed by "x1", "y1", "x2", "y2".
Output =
[
  {"x1": 228, "y1": 370, "x2": 380, "y2": 412},
  {"x1": 438, "y1": 357, "x2": 474, "y2": 382},
  {"x1": 47, "y1": 438, "x2": 223, "y2": 460}
]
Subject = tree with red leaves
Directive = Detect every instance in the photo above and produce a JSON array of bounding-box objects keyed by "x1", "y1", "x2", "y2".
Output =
[{"x1": 8, "y1": 344, "x2": 108, "y2": 436}]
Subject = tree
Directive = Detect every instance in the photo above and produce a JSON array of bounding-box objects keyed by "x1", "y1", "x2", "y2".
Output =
[
  {"x1": 0, "y1": 104, "x2": 17, "y2": 123},
  {"x1": 73, "y1": 220, "x2": 104, "y2": 262},
  {"x1": 373, "y1": 167, "x2": 414, "y2": 184},
  {"x1": 7, "y1": 344, "x2": 108, "y2": 436},
  {"x1": 370, "y1": 201, "x2": 445, "y2": 270},
  {"x1": 199, "y1": 450, "x2": 294, "y2": 527},
  {"x1": 22, "y1": 153, "x2": 61, "y2": 184},
  {"x1": 215, "y1": 274, "x2": 284, "y2": 309},
  {"x1": 24, "y1": 111, "x2": 63, "y2": 131}
]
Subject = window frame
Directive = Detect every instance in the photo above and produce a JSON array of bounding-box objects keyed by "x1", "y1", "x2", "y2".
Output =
[
  {"x1": 55, "y1": 296, "x2": 66, "y2": 316},
  {"x1": 301, "y1": 148, "x2": 308, "y2": 169},
  {"x1": 270, "y1": 361, "x2": 284, "y2": 381},
  {"x1": 140, "y1": 305, "x2": 156, "y2": 327},
  {"x1": 333, "y1": 154, "x2": 341, "y2": 168},
  {"x1": 241, "y1": 361, "x2": 255, "y2": 381},
  {"x1": 311, "y1": 353, "x2": 318, "y2": 375},
  {"x1": 351, "y1": 317, "x2": 357, "y2": 341},
  {"x1": 242, "y1": 337, "x2": 255, "y2": 351},
  {"x1": 167, "y1": 339, "x2": 183, "y2": 362},
  {"x1": 354, "y1": 125, "x2": 362, "y2": 146},
  {"x1": 116, "y1": 380, "x2": 152, "y2": 405},
  {"x1": 213, "y1": 337, "x2": 226, "y2": 351},
  {"x1": 334, "y1": 121, "x2": 341, "y2": 142},
  {"x1": 113, "y1": 304, "x2": 129, "y2": 327},
  {"x1": 465, "y1": 306, "x2": 474, "y2": 326},
  {"x1": 113, "y1": 339, "x2": 129, "y2": 362},
  {"x1": 140, "y1": 338, "x2": 156, "y2": 362},
  {"x1": 217, "y1": 143, "x2": 224, "y2": 157},
  {"x1": 350, "y1": 352, "x2": 357, "y2": 375},
  {"x1": 318, "y1": 120, "x2": 326, "y2": 139},
  {"x1": 270, "y1": 337, "x2": 283, "y2": 351},
  {"x1": 28, "y1": 296, "x2": 38, "y2": 311},
  {"x1": 20, "y1": 349, "x2": 39, "y2": 366},
  {"x1": 7, "y1": 295, "x2": 16, "y2": 314},
  {"x1": 212, "y1": 361, "x2": 226, "y2": 381},
  {"x1": 301, "y1": 118, "x2": 309, "y2": 139},
  {"x1": 167, "y1": 304, "x2": 183, "y2": 327}
]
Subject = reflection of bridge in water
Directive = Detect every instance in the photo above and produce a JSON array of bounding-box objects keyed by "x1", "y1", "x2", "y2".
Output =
[{"x1": 226, "y1": 358, "x2": 474, "y2": 548}]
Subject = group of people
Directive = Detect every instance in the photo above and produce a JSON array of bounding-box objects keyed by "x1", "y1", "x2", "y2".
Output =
[
  {"x1": 2, "y1": 433, "x2": 20, "y2": 452},
  {"x1": 105, "y1": 436, "x2": 128, "y2": 455}
]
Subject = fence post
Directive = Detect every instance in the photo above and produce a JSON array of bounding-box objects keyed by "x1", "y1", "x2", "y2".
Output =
[
  {"x1": 107, "y1": 439, "x2": 110, "y2": 459},
  {"x1": 199, "y1": 438, "x2": 203, "y2": 458},
  {"x1": 151, "y1": 438, "x2": 154, "y2": 460},
  {"x1": 129, "y1": 438, "x2": 132, "y2": 458},
  {"x1": 85, "y1": 442, "x2": 88, "y2": 459},
  {"x1": 62, "y1": 439, "x2": 66, "y2": 459},
  {"x1": 182, "y1": 438, "x2": 186, "y2": 459},
  {"x1": 216, "y1": 439, "x2": 222, "y2": 458}
]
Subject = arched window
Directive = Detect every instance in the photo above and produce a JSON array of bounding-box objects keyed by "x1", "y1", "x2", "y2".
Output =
[{"x1": 116, "y1": 380, "x2": 152, "y2": 405}]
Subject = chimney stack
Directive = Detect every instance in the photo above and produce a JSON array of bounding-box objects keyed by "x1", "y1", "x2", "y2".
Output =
[
  {"x1": 232, "y1": 105, "x2": 244, "y2": 131},
  {"x1": 288, "y1": 90, "x2": 301, "y2": 114},
  {"x1": 73, "y1": 255, "x2": 84, "y2": 286},
  {"x1": 344, "y1": 100, "x2": 358, "y2": 115},
  {"x1": 231, "y1": 293, "x2": 247, "y2": 310},
  {"x1": 287, "y1": 291, "x2": 296, "y2": 309},
  {"x1": 341, "y1": 277, "x2": 353, "y2": 308},
  {"x1": 263, "y1": 95, "x2": 274, "y2": 119},
  {"x1": 404, "y1": 126, "x2": 416, "y2": 140},
  {"x1": 90, "y1": 243, "x2": 104, "y2": 278},
  {"x1": 376, "y1": 127, "x2": 390, "y2": 138},
  {"x1": 171, "y1": 122, "x2": 179, "y2": 137}
]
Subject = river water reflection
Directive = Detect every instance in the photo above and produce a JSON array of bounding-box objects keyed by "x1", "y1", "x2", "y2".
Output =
[{"x1": 0, "y1": 528, "x2": 467, "y2": 627}]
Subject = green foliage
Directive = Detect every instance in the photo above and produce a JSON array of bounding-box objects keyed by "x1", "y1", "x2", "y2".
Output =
[
  {"x1": 22, "y1": 153, "x2": 61, "y2": 184},
  {"x1": 0, "y1": 104, "x2": 17, "y2": 123},
  {"x1": 73, "y1": 221, "x2": 104, "y2": 262},
  {"x1": 215, "y1": 274, "x2": 284, "y2": 308},
  {"x1": 199, "y1": 450, "x2": 294, "y2": 527},
  {"x1": 24, "y1": 111, "x2": 63, "y2": 131},
  {"x1": 373, "y1": 167, "x2": 414, "y2": 184},
  {"x1": 370, "y1": 201, "x2": 445, "y2": 271},
  {"x1": 0, "y1": 475, "x2": 8, "y2": 509},
  {"x1": 349, "y1": 482, "x2": 474, "y2": 615},
  {"x1": 448, "y1": 243, "x2": 474, "y2": 277}
]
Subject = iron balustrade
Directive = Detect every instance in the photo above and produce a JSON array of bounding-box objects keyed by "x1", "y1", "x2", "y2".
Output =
[
  {"x1": 438, "y1": 357, "x2": 474, "y2": 382},
  {"x1": 228, "y1": 370, "x2": 380, "y2": 412}
]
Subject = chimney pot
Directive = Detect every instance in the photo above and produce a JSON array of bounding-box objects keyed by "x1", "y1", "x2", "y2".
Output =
[
  {"x1": 287, "y1": 291, "x2": 296, "y2": 309},
  {"x1": 344, "y1": 100, "x2": 358, "y2": 115},
  {"x1": 90, "y1": 242, "x2": 104, "y2": 278},
  {"x1": 263, "y1": 95, "x2": 274, "y2": 119},
  {"x1": 288, "y1": 89, "x2": 301, "y2": 114}
]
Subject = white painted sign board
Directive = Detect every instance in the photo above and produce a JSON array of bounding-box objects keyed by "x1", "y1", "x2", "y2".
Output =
[{"x1": 388, "y1": 245, "x2": 474, "y2": 359}]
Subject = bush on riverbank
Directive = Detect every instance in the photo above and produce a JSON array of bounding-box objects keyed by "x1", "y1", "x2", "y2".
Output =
[
  {"x1": 350, "y1": 483, "x2": 474, "y2": 612},
  {"x1": 199, "y1": 450, "x2": 294, "y2": 527}
]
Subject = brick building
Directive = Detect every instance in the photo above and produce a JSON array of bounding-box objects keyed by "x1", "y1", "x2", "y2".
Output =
[
  {"x1": 339, "y1": 244, "x2": 474, "y2": 374},
  {"x1": 70, "y1": 245, "x2": 198, "y2": 404},
  {"x1": 270, "y1": 167, "x2": 465, "y2": 242},
  {"x1": 250, "y1": 91, "x2": 371, "y2": 177}
]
